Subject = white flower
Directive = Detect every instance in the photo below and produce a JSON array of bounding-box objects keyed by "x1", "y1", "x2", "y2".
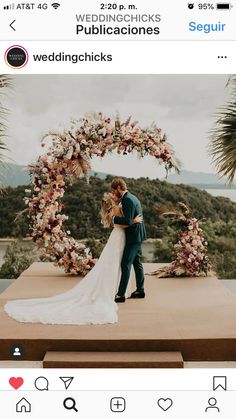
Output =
[
  {"x1": 98, "y1": 127, "x2": 106, "y2": 136},
  {"x1": 85, "y1": 247, "x2": 90, "y2": 257},
  {"x1": 66, "y1": 146, "x2": 74, "y2": 160},
  {"x1": 55, "y1": 145, "x2": 64, "y2": 154}
]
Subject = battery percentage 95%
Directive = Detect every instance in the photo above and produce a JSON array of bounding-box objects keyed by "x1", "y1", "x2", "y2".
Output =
[{"x1": 198, "y1": 3, "x2": 215, "y2": 9}]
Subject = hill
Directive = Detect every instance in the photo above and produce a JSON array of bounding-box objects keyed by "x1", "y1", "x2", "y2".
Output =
[
  {"x1": 0, "y1": 163, "x2": 109, "y2": 187},
  {"x1": 3, "y1": 165, "x2": 236, "y2": 190},
  {"x1": 1, "y1": 176, "x2": 236, "y2": 278},
  {"x1": 1, "y1": 175, "x2": 236, "y2": 239},
  {"x1": 0, "y1": 163, "x2": 30, "y2": 187}
]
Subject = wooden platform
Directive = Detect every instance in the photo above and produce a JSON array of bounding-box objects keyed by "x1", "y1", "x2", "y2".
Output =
[
  {"x1": 43, "y1": 351, "x2": 184, "y2": 368},
  {"x1": 1, "y1": 262, "x2": 236, "y2": 364}
]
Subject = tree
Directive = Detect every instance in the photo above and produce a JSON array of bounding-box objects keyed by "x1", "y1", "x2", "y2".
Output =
[
  {"x1": 0, "y1": 74, "x2": 11, "y2": 184},
  {"x1": 0, "y1": 240, "x2": 36, "y2": 279},
  {"x1": 210, "y1": 75, "x2": 236, "y2": 184}
]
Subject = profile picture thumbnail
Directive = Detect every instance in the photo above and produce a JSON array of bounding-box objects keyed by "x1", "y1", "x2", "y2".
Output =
[{"x1": 4, "y1": 45, "x2": 28, "y2": 69}]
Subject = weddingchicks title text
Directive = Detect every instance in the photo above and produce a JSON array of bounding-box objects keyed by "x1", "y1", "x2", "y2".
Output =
[{"x1": 75, "y1": 14, "x2": 161, "y2": 36}]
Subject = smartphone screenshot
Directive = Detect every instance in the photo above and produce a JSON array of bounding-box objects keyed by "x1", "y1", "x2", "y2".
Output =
[{"x1": 0, "y1": 0, "x2": 236, "y2": 417}]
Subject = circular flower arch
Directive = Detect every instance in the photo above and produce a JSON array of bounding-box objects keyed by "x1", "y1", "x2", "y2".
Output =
[{"x1": 25, "y1": 112, "x2": 179, "y2": 276}]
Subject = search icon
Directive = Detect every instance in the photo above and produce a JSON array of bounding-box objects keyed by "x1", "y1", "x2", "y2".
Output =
[
  {"x1": 34, "y1": 376, "x2": 49, "y2": 391},
  {"x1": 63, "y1": 397, "x2": 78, "y2": 412}
]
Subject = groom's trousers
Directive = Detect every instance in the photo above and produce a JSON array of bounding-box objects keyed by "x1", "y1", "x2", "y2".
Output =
[{"x1": 118, "y1": 242, "x2": 145, "y2": 297}]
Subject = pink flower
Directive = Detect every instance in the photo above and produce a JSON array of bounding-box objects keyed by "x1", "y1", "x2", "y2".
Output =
[{"x1": 26, "y1": 112, "x2": 177, "y2": 276}]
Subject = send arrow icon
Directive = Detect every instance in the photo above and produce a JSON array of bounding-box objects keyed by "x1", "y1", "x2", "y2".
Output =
[{"x1": 60, "y1": 377, "x2": 74, "y2": 390}]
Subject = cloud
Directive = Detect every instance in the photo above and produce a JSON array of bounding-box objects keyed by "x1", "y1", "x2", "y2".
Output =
[{"x1": 2, "y1": 74, "x2": 230, "y2": 177}]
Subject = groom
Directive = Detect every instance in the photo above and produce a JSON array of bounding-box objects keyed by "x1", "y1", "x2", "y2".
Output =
[{"x1": 111, "y1": 178, "x2": 147, "y2": 303}]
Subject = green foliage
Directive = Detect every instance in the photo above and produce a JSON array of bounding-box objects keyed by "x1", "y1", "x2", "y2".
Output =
[
  {"x1": 153, "y1": 219, "x2": 236, "y2": 279},
  {"x1": 209, "y1": 75, "x2": 236, "y2": 184},
  {"x1": 0, "y1": 240, "x2": 37, "y2": 279},
  {"x1": 0, "y1": 74, "x2": 11, "y2": 167},
  {"x1": 1, "y1": 175, "x2": 236, "y2": 240},
  {"x1": 204, "y1": 221, "x2": 236, "y2": 279},
  {"x1": 1, "y1": 175, "x2": 236, "y2": 279},
  {"x1": 84, "y1": 237, "x2": 107, "y2": 259},
  {"x1": 153, "y1": 227, "x2": 177, "y2": 263},
  {"x1": 0, "y1": 186, "x2": 29, "y2": 237}
]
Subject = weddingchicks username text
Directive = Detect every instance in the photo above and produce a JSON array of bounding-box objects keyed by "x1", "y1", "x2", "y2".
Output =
[
  {"x1": 32, "y1": 52, "x2": 113, "y2": 63},
  {"x1": 75, "y1": 14, "x2": 161, "y2": 36}
]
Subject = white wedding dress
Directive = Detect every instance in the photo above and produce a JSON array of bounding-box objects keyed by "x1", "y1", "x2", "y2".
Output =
[{"x1": 4, "y1": 226, "x2": 126, "y2": 325}]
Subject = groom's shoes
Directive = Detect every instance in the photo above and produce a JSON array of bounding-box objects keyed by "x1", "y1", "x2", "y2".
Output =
[
  {"x1": 130, "y1": 290, "x2": 145, "y2": 299},
  {"x1": 115, "y1": 295, "x2": 126, "y2": 303}
]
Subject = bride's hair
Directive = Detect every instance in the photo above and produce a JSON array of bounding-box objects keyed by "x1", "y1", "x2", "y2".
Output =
[{"x1": 100, "y1": 192, "x2": 115, "y2": 228}]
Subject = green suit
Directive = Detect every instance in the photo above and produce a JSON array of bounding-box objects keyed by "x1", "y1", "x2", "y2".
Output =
[{"x1": 114, "y1": 191, "x2": 147, "y2": 297}]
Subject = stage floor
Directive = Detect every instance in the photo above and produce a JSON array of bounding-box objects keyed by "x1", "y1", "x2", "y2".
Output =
[{"x1": 1, "y1": 262, "x2": 236, "y2": 362}]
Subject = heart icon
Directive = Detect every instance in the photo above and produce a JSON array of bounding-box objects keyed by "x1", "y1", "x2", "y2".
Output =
[
  {"x1": 157, "y1": 398, "x2": 173, "y2": 411},
  {"x1": 9, "y1": 377, "x2": 24, "y2": 390}
]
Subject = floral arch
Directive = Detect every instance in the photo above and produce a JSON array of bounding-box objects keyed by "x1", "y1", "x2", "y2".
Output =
[{"x1": 25, "y1": 112, "x2": 178, "y2": 276}]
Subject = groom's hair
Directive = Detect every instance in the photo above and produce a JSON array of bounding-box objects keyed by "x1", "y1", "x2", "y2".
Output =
[{"x1": 111, "y1": 178, "x2": 127, "y2": 191}]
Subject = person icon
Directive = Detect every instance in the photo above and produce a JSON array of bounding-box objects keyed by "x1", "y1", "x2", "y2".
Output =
[
  {"x1": 13, "y1": 347, "x2": 21, "y2": 357},
  {"x1": 205, "y1": 397, "x2": 220, "y2": 412},
  {"x1": 10, "y1": 344, "x2": 24, "y2": 359}
]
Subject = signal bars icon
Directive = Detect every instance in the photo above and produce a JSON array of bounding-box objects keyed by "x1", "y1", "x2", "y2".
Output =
[{"x1": 3, "y1": 3, "x2": 14, "y2": 9}]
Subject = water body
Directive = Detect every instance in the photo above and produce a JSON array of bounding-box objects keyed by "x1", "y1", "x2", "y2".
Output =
[
  {"x1": 0, "y1": 279, "x2": 12, "y2": 293},
  {"x1": 205, "y1": 189, "x2": 236, "y2": 203}
]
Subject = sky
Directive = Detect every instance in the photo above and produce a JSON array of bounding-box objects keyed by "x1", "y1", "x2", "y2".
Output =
[{"x1": 2, "y1": 74, "x2": 230, "y2": 179}]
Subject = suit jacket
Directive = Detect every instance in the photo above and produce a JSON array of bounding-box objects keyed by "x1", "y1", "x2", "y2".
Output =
[{"x1": 114, "y1": 191, "x2": 147, "y2": 244}]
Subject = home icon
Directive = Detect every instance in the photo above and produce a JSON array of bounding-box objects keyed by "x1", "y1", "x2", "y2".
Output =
[{"x1": 16, "y1": 398, "x2": 31, "y2": 413}]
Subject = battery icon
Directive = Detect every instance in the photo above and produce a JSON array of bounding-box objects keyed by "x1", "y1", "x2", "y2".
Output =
[{"x1": 216, "y1": 3, "x2": 233, "y2": 9}]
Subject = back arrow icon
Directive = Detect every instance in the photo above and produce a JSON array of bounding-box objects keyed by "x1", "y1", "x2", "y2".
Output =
[{"x1": 10, "y1": 20, "x2": 16, "y2": 31}]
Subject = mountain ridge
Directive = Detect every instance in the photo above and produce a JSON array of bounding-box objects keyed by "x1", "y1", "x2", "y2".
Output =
[
  {"x1": 166, "y1": 169, "x2": 236, "y2": 188},
  {"x1": 1, "y1": 164, "x2": 236, "y2": 188}
]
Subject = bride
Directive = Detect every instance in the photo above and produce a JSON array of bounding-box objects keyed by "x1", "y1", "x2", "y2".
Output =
[{"x1": 4, "y1": 192, "x2": 142, "y2": 325}]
